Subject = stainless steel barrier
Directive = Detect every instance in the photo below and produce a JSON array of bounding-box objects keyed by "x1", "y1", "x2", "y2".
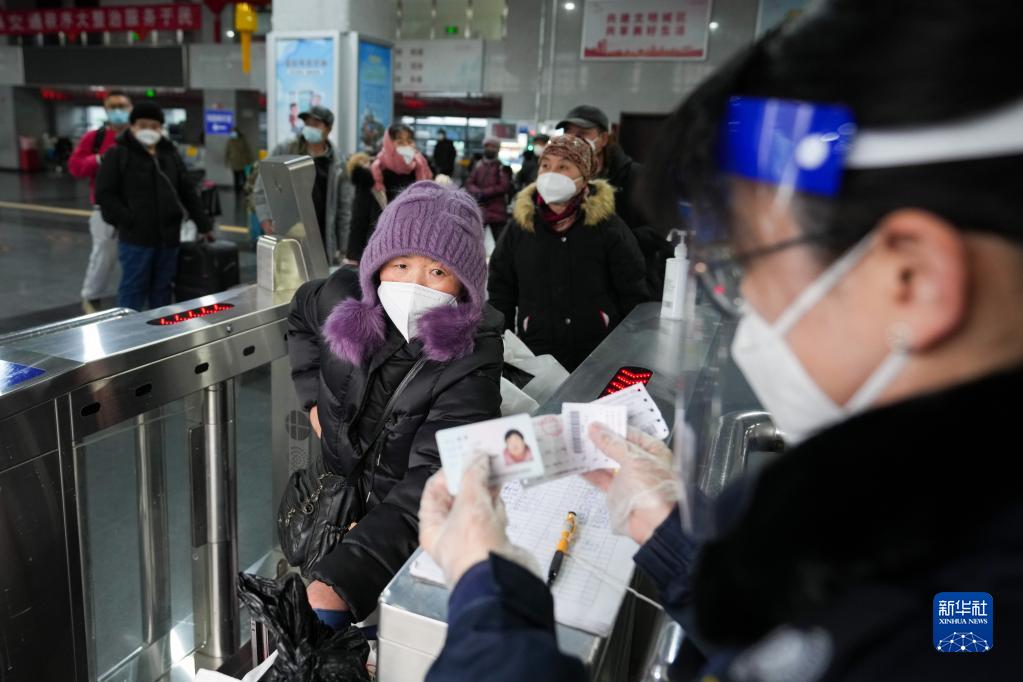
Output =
[
  {"x1": 0, "y1": 156, "x2": 327, "y2": 681},
  {"x1": 0, "y1": 307, "x2": 135, "y2": 346}
]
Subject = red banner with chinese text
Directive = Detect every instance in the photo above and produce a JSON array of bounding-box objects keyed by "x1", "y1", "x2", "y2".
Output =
[{"x1": 0, "y1": 4, "x2": 202, "y2": 36}]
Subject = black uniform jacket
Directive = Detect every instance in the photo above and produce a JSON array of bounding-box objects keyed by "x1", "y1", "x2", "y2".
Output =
[{"x1": 428, "y1": 363, "x2": 1023, "y2": 681}]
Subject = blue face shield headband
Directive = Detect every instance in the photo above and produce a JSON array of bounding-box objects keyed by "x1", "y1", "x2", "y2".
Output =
[
  {"x1": 689, "y1": 94, "x2": 1023, "y2": 316},
  {"x1": 717, "y1": 96, "x2": 857, "y2": 197}
]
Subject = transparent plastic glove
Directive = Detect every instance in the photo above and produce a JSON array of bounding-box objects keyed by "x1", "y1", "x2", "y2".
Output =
[
  {"x1": 419, "y1": 455, "x2": 540, "y2": 587},
  {"x1": 584, "y1": 424, "x2": 682, "y2": 544}
]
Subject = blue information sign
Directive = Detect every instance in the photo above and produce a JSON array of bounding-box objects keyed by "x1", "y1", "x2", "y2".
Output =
[
  {"x1": 357, "y1": 41, "x2": 392, "y2": 152},
  {"x1": 204, "y1": 109, "x2": 235, "y2": 135},
  {"x1": 0, "y1": 360, "x2": 45, "y2": 391}
]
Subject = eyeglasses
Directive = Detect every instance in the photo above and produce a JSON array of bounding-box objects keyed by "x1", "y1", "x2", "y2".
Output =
[{"x1": 691, "y1": 233, "x2": 830, "y2": 318}]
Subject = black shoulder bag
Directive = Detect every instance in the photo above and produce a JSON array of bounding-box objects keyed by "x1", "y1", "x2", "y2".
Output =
[{"x1": 277, "y1": 356, "x2": 428, "y2": 576}]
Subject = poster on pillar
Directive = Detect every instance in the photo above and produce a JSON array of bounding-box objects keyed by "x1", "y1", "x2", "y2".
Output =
[
  {"x1": 580, "y1": 0, "x2": 713, "y2": 61},
  {"x1": 267, "y1": 32, "x2": 340, "y2": 151},
  {"x1": 357, "y1": 40, "x2": 392, "y2": 153}
]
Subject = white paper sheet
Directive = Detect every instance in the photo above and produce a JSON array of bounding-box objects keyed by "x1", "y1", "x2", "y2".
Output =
[
  {"x1": 596, "y1": 383, "x2": 670, "y2": 440},
  {"x1": 195, "y1": 652, "x2": 278, "y2": 682},
  {"x1": 411, "y1": 476, "x2": 638, "y2": 637}
]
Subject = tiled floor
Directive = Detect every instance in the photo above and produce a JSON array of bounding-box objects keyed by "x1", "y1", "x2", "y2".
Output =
[{"x1": 0, "y1": 171, "x2": 256, "y2": 334}]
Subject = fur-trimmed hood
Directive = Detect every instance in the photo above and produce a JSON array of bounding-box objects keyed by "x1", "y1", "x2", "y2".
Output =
[
  {"x1": 323, "y1": 297, "x2": 490, "y2": 366},
  {"x1": 314, "y1": 264, "x2": 502, "y2": 366},
  {"x1": 511, "y1": 178, "x2": 616, "y2": 233}
]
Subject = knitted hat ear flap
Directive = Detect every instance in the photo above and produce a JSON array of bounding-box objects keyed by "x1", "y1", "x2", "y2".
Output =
[
  {"x1": 322, "y1": 298, "x2": 387, "y2": 366},
  {"x1": 415, "y1": 302, "x2": 482, "y2": 362}
]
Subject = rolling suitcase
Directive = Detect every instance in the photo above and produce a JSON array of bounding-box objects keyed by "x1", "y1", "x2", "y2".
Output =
[{"x1": 175, "y1": 239, "x2": 240, "y2": 302}]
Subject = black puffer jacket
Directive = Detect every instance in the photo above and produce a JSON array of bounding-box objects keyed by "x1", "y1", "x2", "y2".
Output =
[
  {"x1": 95, "y1": 130, "x2": 212, "y2": 247},
  {"x1": 287, "y1": 268, "x2": 504, "y2": 619},
  {"x1": 345, "y1": 162, "x2": 381, "y2": 261},
  {"x1": 488, "y1": 180, "x2": 648, "y2": 372}
]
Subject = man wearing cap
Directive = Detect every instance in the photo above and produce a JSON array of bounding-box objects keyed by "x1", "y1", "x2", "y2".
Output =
[
  {"x1": 465, "y1": 137, "x2": 512, "y2": 241},
  {"x1": 558, "y1": 105, "x2": 668, "y2": 299},
  {"x1": 95, "y1": 100, "x2": 213, "y2": 311},
  {"x1": 252, "y1": 105, "x2": 351, "y2": 263},
  {"x1": 515, "y1": 133, "x2": 549, "y2": 190}
]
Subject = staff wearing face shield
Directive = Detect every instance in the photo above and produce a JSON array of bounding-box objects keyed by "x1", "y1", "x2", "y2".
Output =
[{"x1": 418, "y1": 1, "x2": 1023, "y2": 680}]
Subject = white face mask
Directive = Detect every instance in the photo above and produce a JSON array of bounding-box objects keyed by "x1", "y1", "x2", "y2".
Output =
[
  {"x1": 730, "y1": 233, "x2": 909, "y2": 446},
  {"x1": 536, "y1": 171, "x2": 580, "y2": 204},
  {"x1": 533, "y1": 144, "x2": 546, "y2": 156},
  {"x1": 377, "y1": 281, "x2": 457, "y2": 342},
  {"x1": 396, "y1": 145, "x2": 416, "y2": 164},
  {"x1": 134, "y1": 128, "x2": 162, "y2": 147}
]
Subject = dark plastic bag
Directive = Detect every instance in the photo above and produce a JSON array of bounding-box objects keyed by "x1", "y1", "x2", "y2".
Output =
[{"x1": 238, "y1": 573, "x2": 370, "y2": 681}]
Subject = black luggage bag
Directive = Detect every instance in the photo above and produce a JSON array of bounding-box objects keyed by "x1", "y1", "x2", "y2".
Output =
[{"x1": 175, "y1": 240, "x2": 240, "y2": 302}]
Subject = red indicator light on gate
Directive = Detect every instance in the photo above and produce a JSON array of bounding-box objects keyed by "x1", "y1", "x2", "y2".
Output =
[
  {"x1": 599, "y1": 366, "x2": 653, "y2": 397},
  {"x1": 147, "y1": 303, "x2": 235, "y2": 326}
]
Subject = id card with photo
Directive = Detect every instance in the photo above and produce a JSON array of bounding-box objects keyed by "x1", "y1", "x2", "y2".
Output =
[{"x1": 436, "y1": 414, "x2": 544, "y2": 494}]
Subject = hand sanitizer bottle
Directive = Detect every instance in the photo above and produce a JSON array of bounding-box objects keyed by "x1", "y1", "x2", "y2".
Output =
[{"x1": 660, "y1": 240, "x2": 689, "y2": 321}]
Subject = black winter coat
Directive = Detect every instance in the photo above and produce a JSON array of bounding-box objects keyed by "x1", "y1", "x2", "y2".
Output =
[
  {"x1": 432, "y1": 138, "x2": 457, "y2": 176},
  {"x1": 599, "y1": 143, "x2": 672, "y2": 300},
  {"x1": 488, "y1": 180, "x2": 648, "y2": 371},
  {"x1": 429, "y1": 364, "x2": 1023, "y2": 681},
  {"x1": 345, "y1": 164, "x2": 381, "y2": 261},
  {"x1": 95, "y1": 131, "x2": 212, "y2": 247},
  {"x1": 287, "y1": 268, "x2": 504, "y2": 619}
]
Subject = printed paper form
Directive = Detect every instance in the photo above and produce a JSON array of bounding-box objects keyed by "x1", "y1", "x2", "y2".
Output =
[{"x1": 411, "y1": 475, "x2": 639, "y2": 637}]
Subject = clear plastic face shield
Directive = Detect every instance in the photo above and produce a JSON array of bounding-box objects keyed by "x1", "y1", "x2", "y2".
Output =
[
  {"x1": 690, "y1": 97, "x2": 858, "y2": 317},
  {"x1": 675, "y1": 93, "x2": 1023, "y2": 541},
  {"x1": 674, "y1": 96, "x2": 861, "y2": 541}
]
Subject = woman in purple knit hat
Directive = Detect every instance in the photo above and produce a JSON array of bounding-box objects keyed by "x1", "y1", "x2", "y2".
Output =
[{"x1": 285, "y1": 180, "x2": 504, "y2": 628}]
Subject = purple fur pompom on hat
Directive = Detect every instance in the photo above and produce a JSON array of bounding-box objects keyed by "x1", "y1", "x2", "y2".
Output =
[{"x1": 323, "y1": 181, "x2": 488, "y2": 365}]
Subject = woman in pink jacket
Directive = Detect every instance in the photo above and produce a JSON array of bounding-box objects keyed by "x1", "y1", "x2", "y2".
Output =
[{"x1": 370, "y1": 123, "x2": 433, "y2": 209}]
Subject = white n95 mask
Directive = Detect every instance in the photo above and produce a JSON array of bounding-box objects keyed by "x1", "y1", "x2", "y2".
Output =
[
  {"x1": 536, "y1": 172, "x2": 580, "y2": 204},
  {"x1": 134, "y1": 129, "x2": 162, "y2": 147},
  {"x1": 730, "y1": 233, "x2": 909, "y2": 446},
  {"x1": 396, "y1": 146, "x2": 416, "y2": 164},
  {"x1": 378, "y1": 281, "x2": 457, "y2": 342}
]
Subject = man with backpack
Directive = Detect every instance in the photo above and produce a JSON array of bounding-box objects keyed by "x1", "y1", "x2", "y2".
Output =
[{"x1": 69, "y1": 91, "x2": 132, "y2": 313}]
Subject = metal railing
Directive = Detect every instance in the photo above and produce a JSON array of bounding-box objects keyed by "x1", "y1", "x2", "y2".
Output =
[{"x1": 0, "y1": 156, "x2": 326, "y2": 682}]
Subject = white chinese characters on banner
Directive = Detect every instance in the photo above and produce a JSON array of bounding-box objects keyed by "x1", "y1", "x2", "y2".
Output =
[
  {"x1": 581, "y1": 0, "x2": 713, "y2": 61},
  {"x1": 0, "y1": 4, "x2": 201, "y2": 35}
]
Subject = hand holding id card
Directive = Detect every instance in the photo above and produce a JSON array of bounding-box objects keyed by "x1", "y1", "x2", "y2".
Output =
[{"x1": 436, "y1": 383, "x2": 668, "y2": 493}]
